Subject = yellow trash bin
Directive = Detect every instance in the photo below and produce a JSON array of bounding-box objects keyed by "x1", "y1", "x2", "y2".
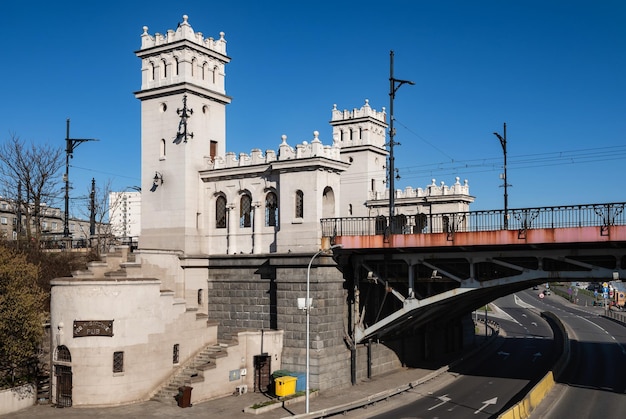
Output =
[{"x1": 274, "y1": 376, "x2": 297, "y2": 397}]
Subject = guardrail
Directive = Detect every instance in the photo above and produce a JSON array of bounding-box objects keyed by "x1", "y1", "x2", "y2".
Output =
[{"x1": 321, "y1": 202, "x2": 626, "y2": 237}]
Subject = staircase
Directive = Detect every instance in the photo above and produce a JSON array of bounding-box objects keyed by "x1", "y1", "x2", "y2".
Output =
[{"x1": 151, "y1": 343, "x2": 231, "y2": 405}]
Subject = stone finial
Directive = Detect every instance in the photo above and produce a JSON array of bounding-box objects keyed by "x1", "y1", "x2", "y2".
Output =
[
  {"x1": 364, "y1": 99, "x2": 370, "y2": 107},
  {"x1": 219, "y1": 31, "x2": 226, "y2": 41},
  {"x1": 281, "y1": 134, "x2": 287, "y2": 144},
  {"x1": 182, "y1": 15, "x2": 189, "y2": 25},
  {"x1": 312, "y1": 131, "x2": 321, "y2": 143},
  {"x1": 455, "y1": 177, "x2": 460, "y2": 184},
  {"x1": 142, "y1": 26, "x2": 149, "y2": 34}
]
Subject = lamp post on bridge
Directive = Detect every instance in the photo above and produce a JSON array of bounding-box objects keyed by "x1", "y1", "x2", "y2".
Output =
[
  {"x1": 493, "y1": 123, "x2": 509, "y2": 229},
  {"x1": 63, "y1": 119, "x2": 98, "y2": 240},
  {"x1": 388, "y1": 50, "x2": 414, "y2": 231},
  {"x1": 305, "y1": 244, "x2": 343, "y2": 413}
]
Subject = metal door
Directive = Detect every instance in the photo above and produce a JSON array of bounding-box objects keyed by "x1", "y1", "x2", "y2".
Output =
[
  {"x1": 253, "y1": 354, "x2": 271, "y2": 393},
  {"x1": 55, "y1": 365, "x2": 72, "y2": 407}
]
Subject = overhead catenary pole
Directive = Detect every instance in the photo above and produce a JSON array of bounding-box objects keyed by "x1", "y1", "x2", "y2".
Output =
[
  {"x1": 493, "y1": 123, "x2": 509, "y2": 229},
  {"x1": 388, "y1": 51, "x2": 414, "y2": 232},
  {"x1": 64, "y1": 119, "x2": 98, "y2": 238}
]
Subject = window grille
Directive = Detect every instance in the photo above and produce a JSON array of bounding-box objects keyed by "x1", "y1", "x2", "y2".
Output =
[
  {"x1": 295, "y1": 190, "x2": 304, "y2": 218},
  {"x1": 216, "y1": 196, "x2": 227, "y2": 228},
  {"x1": 173, "y1": 344, "x2": 180, "y2": 364},
  {"x1": 265, "y1": 192, "x2": 278, "y2": 227},
  {"x1": 113, "y1": 351, "x2": 124, "y2": 373},
  {"x1": 240, "y1": 195, "x2": 252, "y2": 228}
]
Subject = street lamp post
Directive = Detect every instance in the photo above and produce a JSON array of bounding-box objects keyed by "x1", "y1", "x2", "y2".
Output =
[
  {"x1": 493, "y1": 123, "x2": 509, "y2": 229},
  {"x1": 306, "y1": 244, "x2": 343, "y2": 413},
  {"x1": 63, "y1": 119, "x2": 97, "y2": 239},
  {"x1": 388, "y1": 50, "x2": 414, "y2": 232}
]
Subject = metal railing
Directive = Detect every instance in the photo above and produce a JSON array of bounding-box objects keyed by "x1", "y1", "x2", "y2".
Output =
[{"x1": 321, "y1": 202, "x2": 626, "y2": 237}]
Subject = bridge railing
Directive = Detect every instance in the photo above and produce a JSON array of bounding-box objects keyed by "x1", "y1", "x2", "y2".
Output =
[{"x1": 321, "y1": 202, "x2": 626, "y2": 237}]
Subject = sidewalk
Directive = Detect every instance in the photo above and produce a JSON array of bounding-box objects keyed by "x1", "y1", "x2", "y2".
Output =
[{"x1": 6, "y1": 329, "x2": 496, "y2": 419}]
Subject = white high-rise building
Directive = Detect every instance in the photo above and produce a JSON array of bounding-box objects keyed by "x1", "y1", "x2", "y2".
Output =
[{"x1": 108, "y1": 191, "x2": 141, "y2": 245}]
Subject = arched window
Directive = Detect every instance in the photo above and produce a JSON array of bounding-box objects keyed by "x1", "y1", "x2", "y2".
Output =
[
  {"x1": 322, "y1": 186, "x2": 335, "y2": 218},
  {"x1": 175, "y1": 57, "x2": 179, "y2": 76},
  {"x1": 161, "y1": 59, "x2": 167, "y2": 78},
  {"x1": 295, "y1": 190, "x2": 304, "y2": 218},
  {"x1": 216, "y1": 196, "x2": 227, "y2": 228},
  {"x1": 202, "y1": 62, "x2": 208, "y2": 80},
  {"x1": 55, "y1": 345, "x2": 72, "y2": 362},
  {"x1": 150, "y1": 62, "x2": 156, "y2": 81},
  {"x1": 265, "y1": 192, "x2": 278, "y2": 227},
  {"x1": 160, "y1": 139, "x2": 166, "y2": 159},
  {"x1": 213, "y1": 66, "x2": 218, "y2": 84},
  {"x1": 240, "y1": 194, "x2": 252, "y2": 228},
  {"x1": 191, "y1": 58, "x2": 196, "y2": 77}
]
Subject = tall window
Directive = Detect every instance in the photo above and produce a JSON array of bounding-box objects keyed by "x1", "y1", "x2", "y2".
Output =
[
  {"x1": 113, "y1": 351, "x2": 124, "y2": 373},
  {"x1": 216, "y1": 196, "x2": 227, "y2": 228},
  {"x1": 240, "y1": 194, "x2": 252, "y2": 228},
  {"x1": 265, "y1": 192, "x2": 278, "y2": 227},
  {"x1": 161, "y1": 59, "x2": 167, "y2": 78},
  {"x1": 295, "y1": 190, "x2": 304, "y2": 218},
  {"x1": 173, "y1": 344, "x2": 180, "y2": 364}
]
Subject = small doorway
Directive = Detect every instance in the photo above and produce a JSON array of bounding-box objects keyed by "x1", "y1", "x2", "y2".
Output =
[
  {"x1": 253, "y1": 354, "x2": 271, "y2": 393},
  {"x1": 55, "y1": 365, "x2": 72, "y2": 407},
  {"x1": 54, "y1": 345, "x2": 72, "y2": 407}
]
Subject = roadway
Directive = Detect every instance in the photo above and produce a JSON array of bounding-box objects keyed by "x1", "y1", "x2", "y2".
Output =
[
  {"x1": 529, "y1": 289, "x2": 626, "y2": 418},
  {"x1": 351, "y1": 292, "x2": 558, "y2": 418}
]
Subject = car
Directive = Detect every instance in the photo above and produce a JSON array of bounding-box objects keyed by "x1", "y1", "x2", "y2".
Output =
[{"x1": 544, "y1": 289, "x2": 551, "y2": 296}]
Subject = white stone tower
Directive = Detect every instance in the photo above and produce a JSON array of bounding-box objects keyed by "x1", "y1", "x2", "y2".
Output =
[
  {"x1": 331, "y1": 100, "x2": 388, "y2": 217},
  {"x1": 135, "y1": 15, "x2": 231, "y2": 253}
]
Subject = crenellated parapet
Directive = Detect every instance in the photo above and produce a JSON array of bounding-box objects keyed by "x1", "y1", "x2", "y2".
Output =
[
  {"x1": 139, "y1": 15, "x2": 227, "y2": 54},
  {"x1": 136, "y1": 15, "x2": 230, "y2": 94},
  {"x1": 370, "y1": 177, "x2": 471, "y2": 200},
  {"x1": 330, "y1": 100, "x2": 388, "y2": 149},
  {"x1": 205, "y1": 131, "x2": 342, "y2": 169}
]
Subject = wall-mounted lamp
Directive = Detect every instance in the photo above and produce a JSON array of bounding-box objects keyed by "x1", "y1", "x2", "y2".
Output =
[{"x1": 150, "y1": 172, "x2": 163, "y2": 192}]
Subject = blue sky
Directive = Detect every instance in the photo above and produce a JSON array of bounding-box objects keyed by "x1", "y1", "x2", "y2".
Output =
[{"x1": 1, "y1": 1, "x2": 624, "y2": 217}]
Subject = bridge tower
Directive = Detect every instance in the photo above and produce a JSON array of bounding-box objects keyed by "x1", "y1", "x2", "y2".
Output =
[
  {"x1": 135, "y1": 15, "x2": 231, "y2": 253},
  {"x1": 331, "y1": 101, "x2": 388, "y2": 217}
]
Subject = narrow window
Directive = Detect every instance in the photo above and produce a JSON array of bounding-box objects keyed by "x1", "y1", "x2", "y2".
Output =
[
  {"x1": 349, "y1": 128, "x2": 354, "y2": 141},
  {"x1": 162, "y1": 59, "x2": 167, "y2": 78},
  {"x1": 197, "y1": 289, "x2": 203, "y2": 305},
  {"x1": 240, "y1": 194, "x2": 252, "y2": 228},
  {"x1": 210, "y1": 140, "x2": 217, "y2": 160},
  {"x1": 150, "y1": 62, "x2": 156, "y2": 81},
  {"x1": 113, "y1": 351, "x2": 124, "y2": 373},
  {"x1": 442, "y1": 215, "x2": 450, "y2": 233},
  {"x1": 371, "y1": 179, "x2": 375, "y2": 192},
  {"x1": 175, "y1": 57, "x2": 179, "y2": 76},
  {"x1": 216, "y1": 196, "x2": 227, "y2": 229},
  {"x1": 295, "y1": 190, "x2": 304, "y2": 218},
  {"x1": 202, "y1": 62, "x2": 207, "y2": 80},
  {"x1": 191, "y1": 58, "x2": 196, "y2": 77},
  {"x1": 265, "y1": 192, "x2": 278, "y2": 227},
  {"x1": 173, "y1": 344, "x2": 180, "y2": 364},
  {"x1": 213, "y1": 66, "x2": 218, "y2": 84},
  {"x1": 160, "y1": 139, "x2": 166, "y2": 159}
]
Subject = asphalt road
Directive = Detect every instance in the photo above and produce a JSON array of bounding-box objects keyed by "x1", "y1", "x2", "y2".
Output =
[
  {"x1": 527, "y1": 289, "x2": 626, "y2": 419},
  {"x1": 362, "y1": 292, "x2": 557, "y2": 419}
]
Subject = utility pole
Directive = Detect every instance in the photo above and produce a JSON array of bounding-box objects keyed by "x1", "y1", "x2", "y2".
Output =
[
  {"x1": 388, "y1": 50, "x2": 414, "y2": 232},
  {"x1": 64, "y1": 119, "x2": 98, "y2": 239},
  {"x1": 493, "y1": 123, "x2": 509, "y2": 229}
]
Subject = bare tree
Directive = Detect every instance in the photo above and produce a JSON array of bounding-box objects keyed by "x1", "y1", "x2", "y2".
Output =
[{"x1": 0, "y1": 135, "x2": 63, "y2": 246}]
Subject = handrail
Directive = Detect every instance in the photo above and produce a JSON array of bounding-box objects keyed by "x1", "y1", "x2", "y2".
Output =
[{"x1": 321, "y1": 202, "x2": 626, "y2": 237}]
